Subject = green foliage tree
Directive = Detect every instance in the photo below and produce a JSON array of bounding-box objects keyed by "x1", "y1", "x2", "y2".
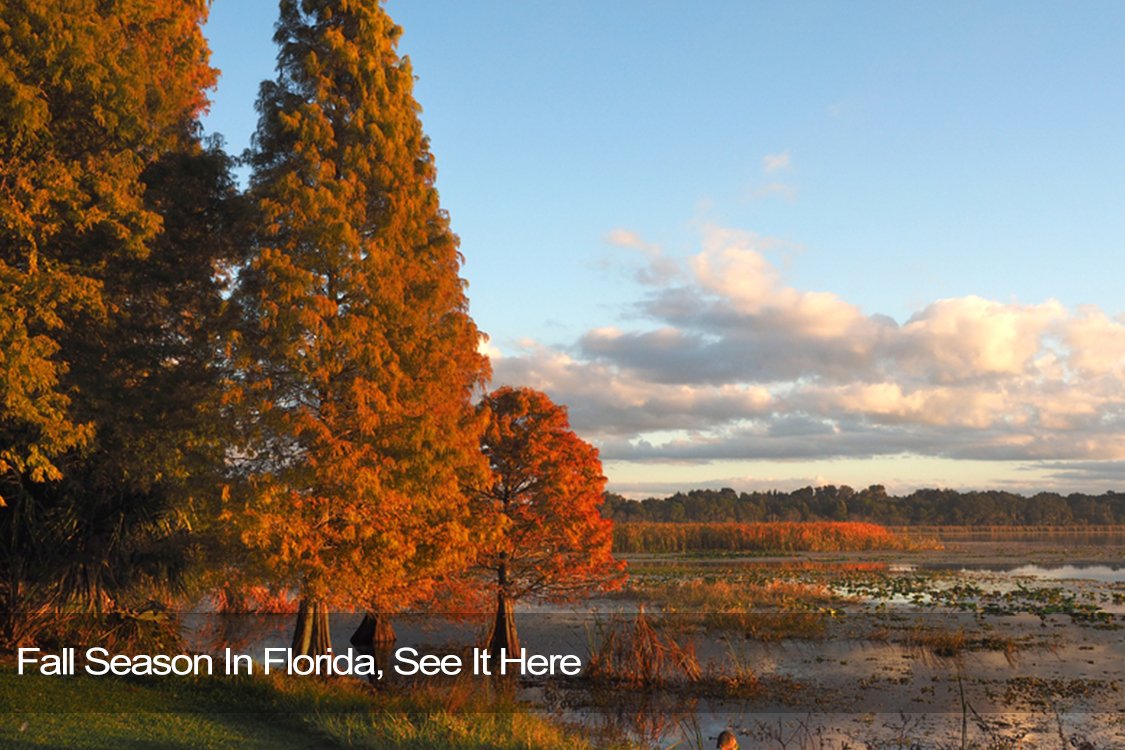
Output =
[
  {"x1": 227, "y1": 0, "x2": 490, "y2": 657},
  {"x1": 603, "y1": 486, "x2": 1125, "y2": 526}
]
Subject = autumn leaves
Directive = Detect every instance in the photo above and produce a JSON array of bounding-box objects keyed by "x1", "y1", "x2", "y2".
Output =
[
  {"x1": 225, "y1": 1, "x2": 621, "y2": 653},
  {"x1": 0, "y1": 1, "x2": 620, "y2": 654}
]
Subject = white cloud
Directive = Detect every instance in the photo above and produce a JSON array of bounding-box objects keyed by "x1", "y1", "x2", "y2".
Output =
[
  {"x1": 763, "y1": 150, "x2": 791, "y2": 173},
  {"x1": 603, "y1": 227, "x2": 680, "y2": 285},
  {"x1": 477, "y1": 335, "x2": 503, "y2": 361},
  {"x1": 1061, "y1": 307, "x2": 1125, "y2": 376},
  {"x1": 895, "y1": 296, "x2": 1066, "y2": 382},
  {"x1": 490, "y1": 225, "x2": 1125, "y2": 471},
  {"x1": 491, "y1": 339, "x2": 774, "y2": 437}
]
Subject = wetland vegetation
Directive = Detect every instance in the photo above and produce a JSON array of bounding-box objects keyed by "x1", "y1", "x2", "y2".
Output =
[
  {"x1": 5, "y1": 521, "x2": 1124, "y2": 749},
  {"x1": 570, "y1": 524, "x2": 1125, "y2": 748}
]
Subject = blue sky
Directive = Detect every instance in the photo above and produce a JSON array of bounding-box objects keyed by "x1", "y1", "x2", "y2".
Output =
[{"x1": 202, "y1": 2, "x2": 1125, "y2": 496}]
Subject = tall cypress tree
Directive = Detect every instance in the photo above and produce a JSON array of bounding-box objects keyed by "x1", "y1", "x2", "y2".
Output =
[
  {"x1": 230, "y1": 0, "x2": 490, "y2": 655},
  {"x1": 0, "y1": 1, "x2": 232, "y2": 646}
]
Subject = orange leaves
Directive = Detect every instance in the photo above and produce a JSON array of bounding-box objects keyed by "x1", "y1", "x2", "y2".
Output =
[
  {"x1": 475, "y1": 387, "x2": 626, "y2": 603},
  {"x1": 0, "y1": 2, "x2": 218, "y2": 501},
  {"x1": 613, "y1": 521, "x2": 918, "y2": 554},
  {"x1": 225, "y1": 0, "x2": 488, "y2": 614}
]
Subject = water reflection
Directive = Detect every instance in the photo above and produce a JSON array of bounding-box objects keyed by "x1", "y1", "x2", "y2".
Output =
[{"x1": 980, "y1": 563, "x2": 1125, "y2": 582}]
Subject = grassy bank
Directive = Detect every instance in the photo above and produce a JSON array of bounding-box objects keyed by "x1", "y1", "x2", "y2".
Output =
[
  {"x1": 613, "y1": 521, "x2": 936, "y2": 554},
  {"x1": 0, "y1": 665, "x2": 613, "y2": 749}
]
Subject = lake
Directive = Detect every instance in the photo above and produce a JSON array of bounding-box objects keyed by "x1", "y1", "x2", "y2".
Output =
[{"x1": 186, "y1": 535, "x2": 1125, "y2": 749}]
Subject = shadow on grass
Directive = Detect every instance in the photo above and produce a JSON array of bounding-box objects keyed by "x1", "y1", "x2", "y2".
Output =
[
  {"x1": 0, "y1": 667, "x2": 360, "y2": 749},
  {"x1": 0, "y1": 665, "x2": 598, "y2": 750}
]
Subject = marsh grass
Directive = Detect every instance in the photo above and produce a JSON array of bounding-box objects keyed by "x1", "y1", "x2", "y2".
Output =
[
  {"x1": 626, "y1": 577, "x2": 838, "y2": 640},
  {"x1": 614, "y1": 521, "x2": 940, "y2": 554},
  {"x1": 712, "y1": 642, "x2": 760, "y2": 695},
  {"x1": 904, "y1": 626, "x2": 1024, "y2": 666},
  {"x1": 907, "y1": 625, "x2": 969, "y2": 660},
  {"x1": 576, "y1": 697, "x2": 705, "y2": 750},
  {"x1": 585, "y1": 607, "x2": 702, "y2": 687}
]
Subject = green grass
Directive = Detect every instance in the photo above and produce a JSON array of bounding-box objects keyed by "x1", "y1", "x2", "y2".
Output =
[{"x1": 0, "y1": 665, "x2": 614, "y2": 749}]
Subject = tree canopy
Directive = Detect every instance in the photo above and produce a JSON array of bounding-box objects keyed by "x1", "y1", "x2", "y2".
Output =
[
  {"x1": 475, "y1": 387, "x2": 624, "y2": 655},
  {"x1": 0, "y1": 1, "x2": 216, "y2": 496},
  {"x1": 603, "y1": 485, "x2": 1125, "y2": 526},
  {"x1": 0, "y1": 1, "x2": 230, "y2": 647},
  {"x1": 226, "y1": 0, "x2": 490, "y2": 653}
]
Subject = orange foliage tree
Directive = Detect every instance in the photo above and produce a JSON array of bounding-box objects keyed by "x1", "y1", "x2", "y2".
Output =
[
  {"x1": 226, "y1": 0, "x2": 489, "y2": 656},
  {"x1": 0, "y1": 1, "x2": 227, "y2": 647},
  {"x1": 474, "y1": 387, "x2": 625, "y2": 657},
  {"x1": 0, "y1": 0, "x2": 215, "y2": 499}
]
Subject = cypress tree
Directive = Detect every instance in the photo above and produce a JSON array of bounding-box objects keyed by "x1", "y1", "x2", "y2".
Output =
[
  {"x1": 229, "y1": 0, "x2": 490, "y2": 655},
  {"x1": 474, "y1": 387, "x2": 625, "y2": 659}
]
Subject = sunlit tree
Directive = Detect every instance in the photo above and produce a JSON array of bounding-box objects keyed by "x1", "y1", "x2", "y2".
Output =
[
  {"x1": 228, "y1": 0, "x2": 490, "y2": 656},
  {"x1": 475, "y1": 387, "x2": 625, "y2": 657},
  {"x1": 0, "y1": 1, "x2": 226, "y2": 647},
  {"x1": 0, "y1": 0, "x2": 215, "y2": 498}
]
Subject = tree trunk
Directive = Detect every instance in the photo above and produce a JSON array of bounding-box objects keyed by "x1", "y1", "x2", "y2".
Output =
[
  {"x1": 291, "y1": 598, "x2": 312, "y2": 655},
  {"x1": 349, "y1": 612, "x2": 396, "y2": 682},
  {"x1": 291, "y1": 597, "x2": 331, "y2": 657},
  {"x1": 486, "y1": 557, "x2": 519, "y2": 674},
  {"x1": 486, "y1": 589, "x2": 520, "y2": 661},
  {"x1": 312, "y1": 601, "x2": 330, "y2": 655},
  {"x1": 350, "y1": 612, "x2": 396, "y2": 647}
]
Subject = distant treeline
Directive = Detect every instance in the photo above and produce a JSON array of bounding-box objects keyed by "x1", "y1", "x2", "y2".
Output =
[{"x1": 603, "y1": 486, "x2": 1125, "y2": 526}]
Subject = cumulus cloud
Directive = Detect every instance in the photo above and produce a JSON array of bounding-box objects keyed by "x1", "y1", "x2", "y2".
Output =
[
  {"x1": 603, "y1": 227, "x2": 681, "y2": 286},
  {"x1": 894, "y1": 296, "x2": 1066, "y2": 382},
  {"x1": 487, "y1": 225, "x2": 1125, "y2": 473},
  {"x1": 491, "y1": 339, "x2": 773, "y2": 437},
  {"x1": 1061, "y1": 307, "x2": 1125, "y2": 376}
]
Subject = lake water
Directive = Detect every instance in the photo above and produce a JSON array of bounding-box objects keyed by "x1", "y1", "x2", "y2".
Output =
[{"x1": 184, "y1": 556, "x2": 1125, "y2": 749}]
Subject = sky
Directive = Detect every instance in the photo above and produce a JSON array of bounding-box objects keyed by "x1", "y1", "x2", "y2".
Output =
[{"x1": 201, "y1": 1, "x2": 1125, "y2": 498}]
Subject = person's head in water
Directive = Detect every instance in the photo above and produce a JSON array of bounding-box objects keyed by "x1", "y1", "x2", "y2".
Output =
[{"x1": 717, "y1": 729, "x2": 738, "y2": 749}]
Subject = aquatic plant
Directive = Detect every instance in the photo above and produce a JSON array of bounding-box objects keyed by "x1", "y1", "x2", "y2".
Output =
[{"x1": 584, "y1": 606, "x2": 702, "y2": 687}]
